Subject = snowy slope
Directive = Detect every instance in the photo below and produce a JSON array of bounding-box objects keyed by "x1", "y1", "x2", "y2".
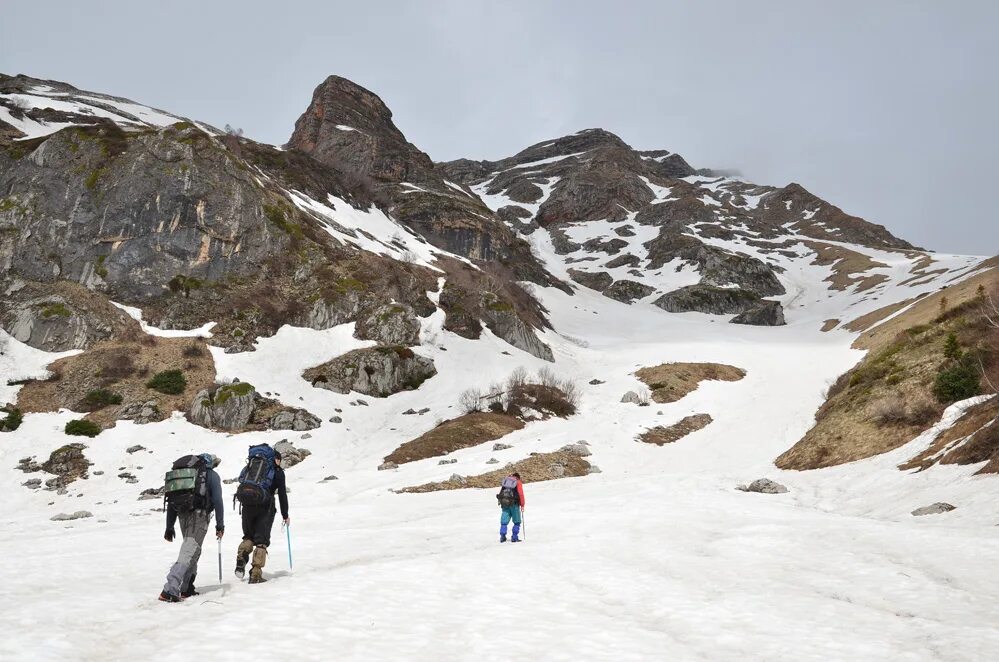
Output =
[{"x1": 2, "y1": 239, "x2": 999, "y2": 660}]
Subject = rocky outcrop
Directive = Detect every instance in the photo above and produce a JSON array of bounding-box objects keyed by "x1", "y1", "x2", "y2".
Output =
[
  {"x1": 188, "y1": 383, "x2": 256, "y2": 431},
  {"x1": 736, "y1": 478, "x2": 789, "y2": 494},
  {"x1": 304, "y1": 346, "x2": 437, "y2": 397},
  {"x1": 911, "y1": 502, "x2": 955, "y2": 516},
  {"x1": 731, "y1": 300, "x2": 786, "y2": 326},
  {"x1": 479, "y1": 300, "x2": 554, "y2": 362},
  {"x1": 41, "y1": 443, "x2": 91, "y2": 486},
  {"x1": 568, "y1": 269, "x2": 613, "y2": 292},
  {"x1": 118, "y1": 401, "x2": 163, "y2": 424},
  {"x1": 273, "y1": 440, "x2": 311, "y2": 468},
  {"x1": 270, "y1": 409, "x2": 322, "y2": 431},
  {"x1": 654, "y1": 285, "x2": 761, "y2": 315},
  {"x1": 50, "y1": 511, "x2": 93, "y2": 521},
  {"x1": 354, "y1": 303, "x2": 421, "y2": 346},
  {"x1": 603, "y1": 280, "x2": 654, "y2": 304}
]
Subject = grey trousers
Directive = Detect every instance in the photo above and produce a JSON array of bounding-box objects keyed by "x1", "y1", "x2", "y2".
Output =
[{"x1": 163, "y1": 510, "x2": 210, "y2": 596}]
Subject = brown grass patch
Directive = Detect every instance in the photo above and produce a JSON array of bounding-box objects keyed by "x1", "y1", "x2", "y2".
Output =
[
  {"x1": 639, "y1": 414, "x2": 713, "y2": 445},
  {"x1": 397, "y1": 450, "x2": 590, "y2": 493},
  {"x1": 844, "y1": 298, "x2": 918, "y2": 334},
  {"x1": 804, "y1": 240, "x2": 889, "y2": 292},
  {"x1": 16, "y1": 337, "x2": 216, "y2": 429},
  {"x1": 635, "y1": 362, "x2": 745, "y2": 404},
  {"x1": 821, "y1": 319, "x2": 840, "y2": 332},
  {"x1": 384, "y1": 412, "x2": 525, "y2": 465}
]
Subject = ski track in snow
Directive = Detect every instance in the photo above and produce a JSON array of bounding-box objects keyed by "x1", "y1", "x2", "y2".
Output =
[{"x1": 1, "y1": 228, "x2": 997, "y2": 657}]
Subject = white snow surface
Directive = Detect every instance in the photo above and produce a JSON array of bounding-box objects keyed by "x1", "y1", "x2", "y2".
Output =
[
  {"x1": 1, "y1": 225, "x2": 997, "y2": 659},
  {"x1": 110, "y1": 302, "x2": 216, "y2": 338}
]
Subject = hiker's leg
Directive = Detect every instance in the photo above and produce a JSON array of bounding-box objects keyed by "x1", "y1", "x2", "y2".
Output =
[
  {"x1": 163, "y1": 512, "x2": 199, "y2": 596},
  {"x1": 250, "y1": 544, "x2": 268, "y2": 580},
  {"x1": 180, "y1": 511, "x2": 209, "y2": 591},
  {"x1": 511, "y1": 506, "x2": 522, "y2": 526},
  {"x1": 500, "y1": 506, "x2": 512, "y2": 538},
  {"x1": 253, "y1": 504, "x2": 275, "y2": 548}
]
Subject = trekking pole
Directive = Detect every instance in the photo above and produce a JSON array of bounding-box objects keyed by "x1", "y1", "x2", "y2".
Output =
[
  {"x1": 285, "y1": 522, "x2": 293, "y2": 570},
  {"x1": 217, "y1": 537, "x2": 223, "y2": 584},
  {"x1": 522, "y1": 507, "x2": 527, "y2": 542}
]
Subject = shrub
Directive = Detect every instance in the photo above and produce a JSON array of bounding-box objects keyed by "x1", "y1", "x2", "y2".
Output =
[
  {"x1": 65, "y1": 419, "x2": 101, "y2": 437},
  {"x1": 458, "y1": 387, "x2": 482, "y2": 414},
  {"x1": 81, "y1": 389, "x2": 123, "y2": 411},
  {"x1": 100, "y1": 350, "x2": 135, "y2": 383},
  {"x1": 868, "y1": 396, "x2": 908, "y2": 426},
  {"x1": 943, "y1": 333, "x2": 962, "y2": 360},
  {"x1": 146, "y1": 369, "x2": 187, "y2": 395},
  {"x1": 1, "y1": 407, "x2": 23, "y2": 432},
  {"x1": 506, "y1": 367, "x2": 528, "y2": 393},
  {"x1": 934, "y1": 360, "x2": 981, "y2": 404},
  {"x1": 182, "y1": 342, "x2": 205, "y2": 358}
]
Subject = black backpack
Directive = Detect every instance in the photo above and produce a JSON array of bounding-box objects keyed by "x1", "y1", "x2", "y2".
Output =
[
  {"x1": 163, "y1": 455, "x2": 210, "y2": 512},
  {"x1": 496, "y1": 475, "x2": 519, "y2": 507}
]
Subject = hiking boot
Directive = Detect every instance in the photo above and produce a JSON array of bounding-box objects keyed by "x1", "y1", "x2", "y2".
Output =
[
  {"x1": 235, "y1": 539, "x2": 253, "y2": 579},
  {"x1": 158, "y1": 591, "x2": 184, "y2": 603},
  {"x1": 511, "y1": 537, "x2": 521, "y2": 543},
  {"x1": 181, "y1": 586, "x2": 199, "y2": 597},
  {"x1": 248, "y1": 575, "x2": 268, "y2": 585},
  {"x1": 500, "y1": 535, "x2": 507, "y2": 543}
]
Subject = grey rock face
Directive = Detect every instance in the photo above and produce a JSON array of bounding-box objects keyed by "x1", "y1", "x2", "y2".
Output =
[
  {"x1": 42, "y1": 443, "x2": 91, "y2": 485},
  {"x1": 22, "y1": 478, "x2": 42, "y2": 489},
  {"x1": 561, "y1": 443, "x2": 592, "y2": 457},
  {"x1": 731, "y1": 300, "x2": 786, "y2": 326},
  {"x1": 270, "y1": 409, "x2": 322, "y2": 431},
  {"x1": 321, "y1": 475, "x2": 338, "y2": 482},
  {"x1": 50, "y1": 510, "x2": 93, "y2": 521},
  {"x1": 587, "y1": 465, "x2": 602, "y2": 474},
  {"x1": 16, "y1": 456, "x2": 42, "y2": 473},
  {"x1": 329, "y1": 416, "x2": 343, "y2": 424},
  {"x1": 119, "y1": 401, "x2": 163, "y2": 424},
  {"x1": 549, "y1": 462, "x2": 566, "y2": 478},
  {"x1": 438, "y1": 458, "x2": 457, "y2": 465},
  {"x1": 305, "y1": 346, "x2": 437, "y2": 398},
  {"x1": 3, "y1": 295, "x2": 117, "y2": 351},
  {"x1": 654, "y1": 284, "x2": 761, "y2": 315},
  {"x1": 911, "y1": 502, "x2": 956, "y2": 516},
  {"x1": 603, "y1": 280, "x2": 655, "y2": 304},
  {"x1": 355, "y1": 303, "x2": 421, "y2": 346},
  {"x1": 493, "y1": 443, "x2": 512, "y2": 451},
  {"x1": 737, "y1": 478, "x2": 789, "y2": 494},
  {"x1": 479, "y1": 302, "x2": 554, "y2": 362},
  {"x1": 621, "y1": 391, "x2": 641, "y2": 404},
  {"x1": 486, "y1": 458, "x2": 499, "y2": 464},
  {"x1": 378, "y1": 461, "x2": 398, "y2": 471},
  {"x1": 568, "y1": 269, "x2": 613, "y2": 292},
  {"x1": 273, "y1": 440, "x2": 311, "y2": 468},
  {"x1": 126, "y1": 445, "x2": 146, "y2": 454},
  {"x1": 188, "y1": 384, "x2": 256, "y2": 431}
]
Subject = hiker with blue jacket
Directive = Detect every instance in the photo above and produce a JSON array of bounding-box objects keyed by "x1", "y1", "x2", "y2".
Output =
[
  {"x1": 235, "y1": 446, "x2": 289, "y2": 584},
  {"x1": 159, "y1": 453, "x2": 224, "y2": 603}
]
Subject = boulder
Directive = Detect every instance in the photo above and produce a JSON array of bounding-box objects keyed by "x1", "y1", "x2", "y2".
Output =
[
  {"x1": 603, "y1": 280, "x2": 655, "y2": 304},
  {"x1": 270, "y1": 409, "x2": 322, "y2": 431},
  {"x1": 304, "y1": 346, "x2": 437, "y2": 398},
  {"x1": 493, "y1": 443, "x2": 512, "y2": 451},
  {"x1": 273, "y1": 440, "x2": 311, "y2": 468},
  {"x1": 654, "y1": 284, "x2": 761, "y2": 315},
  {"x1": 321, "y1": 475, "x2": 339, "y2": 482},
  {"x1": 329, "y1": 416, "x2": 343, "y2": 424},
  {"x1": 41, "y1": 443, "x2": 91, "y2": 485},
  {"x1": 126, "y1": 445, "x2": 146, "y2": 454},
  {"x1": 188, "y1": 383, "x2": 256, "y2": 431},
  {"x1": 737, "y1": 478, "x2": 789, "y2": 494},
  {"x1": 731, "y1": 300, "x2": 786, "y2": 326},
  {"x1": 22, "y1": 478, "x2": 42, "y2": 489},
  {"x1": 355, "y1": 303, "x2": 421, "y2": 346},
  {"x1": 50, "y1": 511, "x2": 93, "y2": 521},
  {"x1": 621, "y1": 391, "x2": 641, "y2": 404},
  {"x1": 587, "y1": 465, "x2": 602, "y2": 474},
  {"x1": 568, "y1": 269, "x2": 613, "y2": 292},
  {"x1": 438, "y1": 458, "x2": 457, "y2": 465},
  {"x1": 486, "y1": 458, "x2": 499, "y2": 464},
  {"x1": 119, "y1": 401, "x2": 163, "y2": 425},
  {"x1": 16, "y1": 456, "x2": 42, "y2": 473},
  {"x1": 911, "y1": 502, "x2": 956, "y2": 516},
  {"x1": 561, "y1": 443, "x2": 592, "y2": 457},
  {"x1": 378, "y1": 461, "x2": 398, "y2": 471}
]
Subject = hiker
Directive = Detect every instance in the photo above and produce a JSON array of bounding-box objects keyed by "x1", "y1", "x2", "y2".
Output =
[
  {"x1": 496, "y1": 472, "x2": 526, "y2": 543},
  {"x1": 160, "y1": 453, "x2": 224, "y2": 603},
  {"x1": 234, "y1": 445, "x2": 289, "y2": 584}
]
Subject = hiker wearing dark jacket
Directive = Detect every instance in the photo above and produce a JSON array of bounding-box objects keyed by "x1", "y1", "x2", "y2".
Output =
[
  {"x1": 159, "y1": 453, "x2": 224, "y2": 602},
  {"x1": 236, "y1": 451, "x2": 289, "y2": 584}
]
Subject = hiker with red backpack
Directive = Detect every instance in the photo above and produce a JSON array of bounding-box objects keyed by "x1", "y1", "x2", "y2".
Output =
[
  {"x1": 496, "y1": 472, "x2": 526, "y2": 543},
  {"x1": 159, "y1": 453, "x2": 225, "y2": 602},
  {"x1": 234, "y1": 444, "x2": 289, "y2": 584}
]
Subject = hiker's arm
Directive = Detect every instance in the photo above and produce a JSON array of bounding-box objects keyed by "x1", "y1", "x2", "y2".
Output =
[
  {"x1": 165, "y1": 503, "x2": 177, "y2": 539},
  {"x1": 208, "y1": 470, "x2": 224, "y2": 531},
  {"x1": 517, "y1": 482, "x2": 526, "y2": 509},
  {"x1": 277, "y1": 470, "x2": 290, "y2": 520}
]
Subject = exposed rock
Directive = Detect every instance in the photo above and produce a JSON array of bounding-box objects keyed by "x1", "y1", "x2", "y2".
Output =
[
  {"x1": 321, "y1": 475, "x2": 338, "y2": 482},
  {"x1": 654, "y1": 284, "x2": 761, "y2": 315},
  {"x1": 549, "y1": 462, "x2": 566, "y2": 478},
  {"x1": 486, "y1": 458, "x2": 499, "y2": 464},
  {"x1": 0, "y1": 289, "x2": 134, "y2": 351},
  {"x1": 605, "y1": 254, "x2": 640, "y2": 269},
  {"x1": 449, "y1": 473, "x2": 467, "y2": 485},
  {"x1": 273, "y1": 440, "x2": 311, "y2": 468},
  {"x1": 731, "y1": 300, "x2": 786, "y2": 326},
  {"x1": 126, "y1": 445, "x2": 146, "y2": 454},
  {"x1": 138, "y1": 487, "x2": 164, "y2": 500},
  {"x1": 118, "y1": 399, "x2": 164, "y2": 424},
  {"x1": 560, "y1": 443, "x2": 592, "y2": 457},
  {"x1": 355, "y1": 303, "x2": 422, "y2": 346},
  {"x1": 478, "y1": 296, "x2": 554, "y2": 362},
  {"x1": 737, "y1": 478, "x2": 789, "y2": 494},
  {"x1": 493, "y1": 443, "x2": 512, "y2": 451},
  {"x1": 568, "y1": 269, "x2": 613, "y2": 292},
  {"x1": 378, "y1": 461, "x2": 398, "y2": 471},
  {"x1": 438, "y1": 458, "x2": 457, "y2": 465},
  {"x1": 304, "y1": 346, "x2": 437, "y2": 398},
  {"x1": 188, "y1": 383, "x2": 256, "y2": 431},
  {"x1": 620, "y1": 391, "x2": 641, "y2": 404},
  {"x1": 300, "y1": 433, "x2": 312, "y2": 440},
  {"x1": 118, "y1": 472, "x2": 139, "y2": 484},
  {"x1": 270, "y1": 409, "x2": 322, "y2": 431},
  {"x1": 356, "y1": 399, "x2": 369, "y2": 406},
  {"x1": 50, "y1": 511, "x2": 93, "y2": 521},
  {"x1": 41, "y1": 443, "x2": 91, "y2": 485},
  {"x1": 603, "y1": 280, "x2": 655, "y2": 304},
  {"x1": 588, "y1": 379, "x2": 605, "y2": 385},
  {"x1": 22, "y1": 478, "x2": 42, "y2": 489},
  {"x1": 911, "y1": 502, "x2": 956, "y2": 516},
  {"x1": 587, "y1": 465, "x2": 602, "y2": 474},
  {"x1": 329, "y1": 416, "x2": 343, "y2": 424},
  {"x1": 16, "y1": 456, "x2": 42, "y2": 473},
  {"x1": 402, "y1": 408, "x2": 417, "y2": 415},
  {"x1": 418, "y1": 408, "x2": 430, "y2": 415}
]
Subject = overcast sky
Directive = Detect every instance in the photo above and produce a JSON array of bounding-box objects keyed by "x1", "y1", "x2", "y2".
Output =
[{"x1": 2, "y1": 1, "x2": 996, "y2": 254}]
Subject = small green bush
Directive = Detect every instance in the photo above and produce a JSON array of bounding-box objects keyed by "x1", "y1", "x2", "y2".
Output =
[
  {"x1": 1, "y1": 407, "x2": 23, "y2": 432},
  {"x1": 146, "y1": 369, "x2": 187, "y2": 395},
  {"x1": 943, "y1": 333, "x2": 963, "y2": 360},
  {"x1": 933, "y1": 360, "x2": 981, "y2": 404},
  {"x1": 41, "y1": 303, "x2": 71, "y2": 318},
  {"x1": 65, "y1": 419, "x2": 101, "y2": 437},
  {"x1": 82, "y1": 389, "x2": 122, "y2": 410}
]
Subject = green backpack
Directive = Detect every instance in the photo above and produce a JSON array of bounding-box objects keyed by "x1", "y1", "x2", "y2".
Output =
[{"x1": 163, "y1": 455, "x2": 209, "y2": 512}]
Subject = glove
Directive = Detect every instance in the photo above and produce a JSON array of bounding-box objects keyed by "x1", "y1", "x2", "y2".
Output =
[
  {"x1": 215, "y1": 527, "x2": 224, "y2": 540},
  {"x1": 164, "y1": 528, "x2": 175, "y2": 542}
]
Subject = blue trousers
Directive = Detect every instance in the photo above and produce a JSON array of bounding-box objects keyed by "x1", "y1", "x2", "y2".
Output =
[{"x1": 500, "y1": 505, "x2": 522, "y2": 539}]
